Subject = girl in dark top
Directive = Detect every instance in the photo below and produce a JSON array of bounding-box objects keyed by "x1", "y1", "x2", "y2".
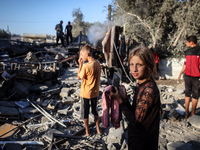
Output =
[{"x1": 110, "y1": 46, "x2": 161, "y2": 150}]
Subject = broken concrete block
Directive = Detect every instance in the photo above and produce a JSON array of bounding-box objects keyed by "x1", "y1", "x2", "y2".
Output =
[
  {"x1": 107, "y1": 127, "x2": 124, "y2": 145},
  {"x1": 26, "y1": 121, "x2": 55, "y2": 129},
  {"x1": 107, "y1": 143, "x2": 117, "y2": 150},
  {"x1": 62, "y1": 97, "x2": 75, "y2": 105},
  {"x1": 72, "y1": 111, "x2": 82, "y2": 120},
  {"x1": 174, "y1": 89, "x2": 183, "y2": 95},
  {"x1": 41, "y1": 99, "x2": 52, "y2": 107},
  {"x1": 72, "y1": 102, "x2": 80, "y2": 112},
  {"x1": 60, "y1": 87, "x2": 70, "y2": 98},
  {"x1": 168, "y1": 108, "x2": 180, "y2": 120},
  {"x1": 24, "y1": 51, "x2": 38, "y2": 62},
  {"x1": 41, "y1": 87, "x2": 60, "y2": 97},
  {"x1": 30, "y1": 84, "x2": 48, "y2": 93},
  {"x1": 167, "y1": 141, "x2": 192, "y2": 150},
  {"x1": 57, "y1": 108, "x2": 68, "y2": 115},
  {"x1": 73, "y1": 88, "x2": 80, "y2": 97},
  {"x1": 42, "y1": 129, "x2": 64, "y2": 142},
  {"x1": 189, "y1": 115, "x2": 200, "y2": 129},
  {"x1": 120, "y1": 139, "x2": 128, "y2": 150},
  {"x1": 47, "y1": 100, "x2": 58, "y2": 109}
]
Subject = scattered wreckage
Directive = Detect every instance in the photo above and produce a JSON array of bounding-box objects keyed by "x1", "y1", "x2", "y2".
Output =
[{"x1": 0, "y1": 29, "x2": 200, "y2": 150}]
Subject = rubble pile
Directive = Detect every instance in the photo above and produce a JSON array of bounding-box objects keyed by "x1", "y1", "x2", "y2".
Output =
[{"x1": 0, "y1": 39, "x2": 200, "y2": 150}]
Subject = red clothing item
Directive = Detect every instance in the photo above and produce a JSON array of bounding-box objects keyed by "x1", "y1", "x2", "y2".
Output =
[
  {"x1": 184, "y1": 46, "x2": 200, "y2": 77},
  {"x1": 153, "y1": 52, "x2": 159, "y2": 64},
  {"x1": 102, "y1": 85, "x2": 122, "y2": 129}
]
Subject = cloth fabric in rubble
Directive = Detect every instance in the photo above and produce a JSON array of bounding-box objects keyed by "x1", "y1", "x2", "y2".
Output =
[
  {"x1": 102, "y1": 85, "x2": 122, "y2": 129},
  {"x1": 102, "y1": 26, "x2": 117, "y2": 67}
]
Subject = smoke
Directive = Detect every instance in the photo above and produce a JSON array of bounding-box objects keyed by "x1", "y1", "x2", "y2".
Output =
[
  {"x1": 87, "y1": 23, "x2": 107, "y2": 46},
  {"x1": 87, "y1": 16, "x2": 125, "y2": 46}
]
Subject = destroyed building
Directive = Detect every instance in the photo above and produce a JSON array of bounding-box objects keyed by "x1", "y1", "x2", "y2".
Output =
[{"x1": 0, "y1": 28, "x2": 200, "y2": 150}]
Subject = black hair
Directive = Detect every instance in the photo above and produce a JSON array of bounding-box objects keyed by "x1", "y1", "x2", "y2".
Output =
[{"x1": 186, "y1": 35, "x2": 197, "y2": 44}]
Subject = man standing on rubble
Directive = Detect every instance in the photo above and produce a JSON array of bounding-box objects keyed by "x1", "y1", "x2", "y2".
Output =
[
  {"x1": 55, "y1": 20, "x2": 64, "y2": 47},
  {"x1": 178, "y1": 35, "x2": 200, "y2": 118},
  {"x1": 65, "y1": 21, "x2": 73, "y2": 45},
  {"x1": 77, "y1": 44, "x2": 101, "y2": 136}
]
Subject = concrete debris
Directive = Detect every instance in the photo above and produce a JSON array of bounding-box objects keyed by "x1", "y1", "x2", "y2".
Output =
[
  {"x1": 189, "y1": 115, "x2": 200, "y2": 129},
  {"x1": 0, "y1": 39, "x2": 199, "y2": 150},
  {"x1": 167, "y1": 141, "x2": 193, "y2": 150}
]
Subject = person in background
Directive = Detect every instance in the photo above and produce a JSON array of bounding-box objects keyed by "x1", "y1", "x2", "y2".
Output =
[
  {"x1": 149, "y1": 46, "x2": 162, "y2": 80},
  {"x1": 55, "y1": 20, "x2": 64, "y2": 47},
  {"x1": 178, "y1": 35, "x2": 200, "y2": 118},
  {"x1": 92, "y1": 46, "x2": 103, "y2": 62},
  {"x1": 65, "y1": 21, "x2": 73, "y2": 45},
  {"x1": 110, "y1": 46, "x2": 161, "y2": 150},
  {"x1": 77, "y1": 44, "x2": 101, "y2": 136}
]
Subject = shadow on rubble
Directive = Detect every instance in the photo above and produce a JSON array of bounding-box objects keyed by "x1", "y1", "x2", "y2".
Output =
[{"x1": 167, "y1": 140, "x2": 200, "y2": 150}]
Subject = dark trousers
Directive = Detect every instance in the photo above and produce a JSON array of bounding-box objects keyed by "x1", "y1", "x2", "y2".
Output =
[
  {"x1": 184, "y1": 74, "x2": 200, "y2": 99},
  {"x1": 66, "y1": 33, "x2": 72, "y2": 45},
  {"x1": 56, "y1": 35, "x2": 64, "y2": 46}
]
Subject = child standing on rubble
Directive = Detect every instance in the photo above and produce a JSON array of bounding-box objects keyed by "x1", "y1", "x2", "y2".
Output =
[
  {"x1": 110, "y1": 46, "x2": 161, "y2": 150},
  {"x1": 77, "y1": 44, "x2": 101, "y2": 136},
  {"x1": 177, "y1": 35, "x2": 200, "y2": 118}
]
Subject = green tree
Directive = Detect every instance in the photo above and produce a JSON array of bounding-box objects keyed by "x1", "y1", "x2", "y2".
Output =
[
  {"x1": 113, "y1": 0, "x2": 200, "y2": 58},
  {"x1": 72, "y1": 8, "x2": 93, "y2": 37}
]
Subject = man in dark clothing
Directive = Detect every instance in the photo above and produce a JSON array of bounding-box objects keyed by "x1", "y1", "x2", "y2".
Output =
[
  {"x1": 178, "y1": 35, "x2": 200, "y2": 118},
  {"x1": 55, "y1": 20, "x2": 64, "y2": 47},
  {"x1": 65, "y1": 21, "x2": 73, "y2": 45}
]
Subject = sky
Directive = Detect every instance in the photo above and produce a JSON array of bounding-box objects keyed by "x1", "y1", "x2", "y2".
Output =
[{"x1": 0, "y1": 0, "x2": 113, "y2": 36}]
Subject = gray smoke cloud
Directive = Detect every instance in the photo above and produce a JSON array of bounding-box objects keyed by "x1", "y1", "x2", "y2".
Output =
[
  {"x1": 87, "y1": 23, "x2": 107, "y2": 46},
  {"x1": 87, "y1": 16, "x2": 125, "y2": 46}
]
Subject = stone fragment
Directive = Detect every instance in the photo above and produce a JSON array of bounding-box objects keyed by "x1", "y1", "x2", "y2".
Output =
[
  {"x1": 168, "y1": 108, "x2": 180, "y2": 120},
  {"x1": 30, "y1": 84, "x2": 48, "y2": 93},
  {"x1": 47, "y1": 100, "x2": 58, "y2": 109},
  {"x1": 120, "y1": 140, "x2": 128, "y2": 150},
  {"x1": 57, "y1": 106, "x2": 70, "y2": 115},
  {"x1": 42, "y1": 129, "x2": 64, "y2": 142},
  {"x1": 62, "y1": 97, "x2": 75, "y2": 105},
  {"x1": 72, "y1": 102, "x2": 80, "y2": 112},
  {"x1": 41, "y1": 99, "x2": 52, "y2": 107},
  {"x1": 60, "y1": 87, "x2": 70, "y2": 98},
  {"x1": 107, "y1": 127, "x2": 124, "y2": 145},
  {"x1": 189, "y1": 115, "x2": 200, "y2": 129},
  {"x1": 167, "y1": 141, "x2": 192, "y2": 150}
]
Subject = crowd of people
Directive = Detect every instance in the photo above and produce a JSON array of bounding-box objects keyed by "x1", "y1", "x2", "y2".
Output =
[
  {"x1": 55, "y1": 20, "x2": 73, "y2": 47},
  {"x1": 55, "y1": 20, "x2": 199, "y2": 149}
]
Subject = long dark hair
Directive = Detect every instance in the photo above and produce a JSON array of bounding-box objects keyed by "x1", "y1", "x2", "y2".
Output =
[{"x1": 128, "y1": 46, "x2": 155, "y2": 80}]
